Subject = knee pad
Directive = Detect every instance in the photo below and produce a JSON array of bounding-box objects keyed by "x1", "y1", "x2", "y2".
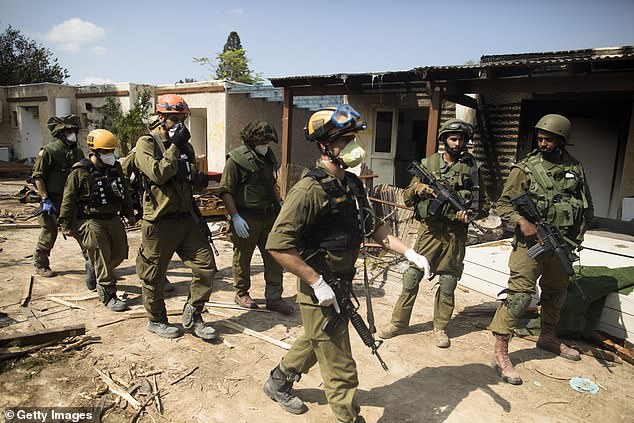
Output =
[
  {"x1": 438, "y1": 274, "x2": 458, "y2": 295},
  {"x1": 402, "y1": 267, "x2": 425, "y2": 291},
  {"x1": 182, "y1": 303, "x2": 196, "y2": 329},
  {"x1": 505, "y1": 292, "x2": 532, "y2": 318}
]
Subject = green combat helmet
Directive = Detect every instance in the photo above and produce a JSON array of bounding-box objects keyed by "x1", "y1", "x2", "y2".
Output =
[
  {"x1": 46, "y1": 114, "x2": 81, "y2": 138},
  {"x1": 240, "y1": 120, "x2": 278, "y2": 147},
  {"x1": 535, "y1": 114, "x2": 571, "y2": 143},
  {"x1": 437, "y1": 119, "x2": 474, "y2": 142}
]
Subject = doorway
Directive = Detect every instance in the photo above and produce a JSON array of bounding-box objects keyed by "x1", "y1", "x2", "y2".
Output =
[{"x1": 18, "y1": 106, "x2": 43, "y2": 160}]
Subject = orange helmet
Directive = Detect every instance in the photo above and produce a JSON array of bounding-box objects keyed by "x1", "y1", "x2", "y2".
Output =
[{"x1": 156, "y1": 94, "x2": 189, "y2": 114}]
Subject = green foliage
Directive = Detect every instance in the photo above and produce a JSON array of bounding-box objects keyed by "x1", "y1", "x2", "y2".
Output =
[
  {"x1": 193, "y1": 31, "x2": 263, "y2": 85},
  {"x1": 0, "y1": 25, "x2": 69, "y2": 85},
  {"x1": 90, "y1": 89, "x2": 152, "y2": 155},
  {"x1": 176, "y1": 78, "x2": 197, "y2": 84}
]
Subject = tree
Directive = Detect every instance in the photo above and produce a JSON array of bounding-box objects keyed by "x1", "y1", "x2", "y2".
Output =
[
  {"x1": 0, "y1": 25, "x2": 69, "y2": 85},
  {"x1": 90, "y1": 89, "x2": 152, "y2": 155},
  {"x1": 193, "y1": 31, "x2": 263, "y2": 85},
  {"x1": 176, "y1": 78, "x2": 197, "y2": 84}
]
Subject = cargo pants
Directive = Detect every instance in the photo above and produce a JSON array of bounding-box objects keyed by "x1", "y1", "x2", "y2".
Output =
[
  {"x1": 136, "y1": 215, "x2": 217, "y2": 322},
  {"x1": 230, "y1": 209, "x2": 283, "y2": 300},
  {"x1": 390, "y1": 218, "x2": 467, "y2": 330},
  {"x1": 489, "y1": 238, "x2": 570, "y2": 335}
]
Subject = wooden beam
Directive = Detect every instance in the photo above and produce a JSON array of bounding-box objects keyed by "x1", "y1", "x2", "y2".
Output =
[
  {"x1": 75, "y1": 90, "x2": 129, "y2": 98},
  {"x1": 426, "y1": 85, "x2": 442, "y2": 157},
  {"x1": 443, "y1": 72, "x2": 634, "y2": 96},
  {"x1": 6, "y1": 96, "x2": 47, "y2": 103},
  {"x1": 0, "y1": 324, "x2": 85, "y2": 347},
  {"x1": 445, "y1": 93, "x2": 478, "y2": 109},
  {"x1": 281, "y1": 87, "x2": 293, "y2": 167},
  {"x1": 155, "y1": 86, "x2": 225, "y2": 95}
]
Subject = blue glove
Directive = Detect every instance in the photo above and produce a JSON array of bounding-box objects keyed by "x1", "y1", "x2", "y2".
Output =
[
  {"x1": 231, "y1": 213, "x2": 250, "y2": 238},
  {"x1": 41, "y1": 198, "x2": 58, "y2": 224},
  {"x1": 42, "y1": 198, "x2": 57, "y2": 215}
]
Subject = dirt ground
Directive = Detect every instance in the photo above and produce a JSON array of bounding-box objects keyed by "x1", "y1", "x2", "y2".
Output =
[{"x1": 1, "y1": 179, "x2": 633, "y2": 423}]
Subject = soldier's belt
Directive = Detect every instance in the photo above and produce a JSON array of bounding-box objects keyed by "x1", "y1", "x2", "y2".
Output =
[
  {"x1": 161, "y1": 212, "x2": 190, "y2": 220},
  {"x1": 237, "y1": 206, "x2": 276, "y2": 215}
]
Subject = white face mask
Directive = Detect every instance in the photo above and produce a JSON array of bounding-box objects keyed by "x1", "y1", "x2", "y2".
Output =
[
  {"x1": 254, "y1": 144, "x2": 269, "y2": 155},
  {"x1": 167, "y1": 127, "x2": 177, "y2": 138},
  {"x1": 66, "y1": 132, "x2": 77, "y2": 143},
  {"x1": 100, "y1": 153, "x2": 116, "y2": 166}
]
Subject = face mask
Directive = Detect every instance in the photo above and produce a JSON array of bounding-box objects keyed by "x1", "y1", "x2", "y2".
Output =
[
  {"x1": 338, "y1": 139, "x2": 366, "y2": 168},
  {"x1": 66, "y1": 132, "x2": 77, "y2": 143},
  {"x1": 254, "y1": 144, "x2": 269, "y2": 155},
  {"x1": 167, "y1": 127, "x2": 178, "y2": 138},
  {"x1": 100, "y1": 153, "x2": 116, "y2": 166}
]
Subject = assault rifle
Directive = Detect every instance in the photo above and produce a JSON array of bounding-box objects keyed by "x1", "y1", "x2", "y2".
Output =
[
  {"x1": 302, "y1": 249, "x2": 388, "y2": 371},
  {"x1": 510, "y1": 192, "x2": 579, "y2": 276},
  {"x1": 190, "y1": 198, "x2": 219, "y2": 256},
  {"x1": 407, "y1": 161, "x2": 486, "y2": 233}
]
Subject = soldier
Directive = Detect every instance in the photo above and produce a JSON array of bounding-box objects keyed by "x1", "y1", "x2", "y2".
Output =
[
  {"x1": 134, "y1": 94, "x2": 217, "y2": 340},
  {"x1": 489, "y1": 114, "x2": 593, "y2": 385},
  {"x1": 219, "y1": 120, "x2": 293, "y2": 315},
  {"x1": 379, "y1": 119, "x2": 490, "y2": 348},
  {"x1": 262, "y1": 105, "x2": 431, "y2": 423},
  {"x1": 59, "y1": 129, "x2": 134, "y2": 312},
  {"x1": 31, "y1": 114, "x2": 96, "y2": 288}
]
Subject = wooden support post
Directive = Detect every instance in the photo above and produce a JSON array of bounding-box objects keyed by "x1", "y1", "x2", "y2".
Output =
[
  {"x1": 281, "y1": 87, "x2": 294, "y2": 167},
  {"x1": 426, "y1": 84, "x2": 442, "y2": 157}
]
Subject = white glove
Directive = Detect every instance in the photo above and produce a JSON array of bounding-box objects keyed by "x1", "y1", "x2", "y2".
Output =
[
  {"x1": 311, "y1": 276, "x2": 340, "y2": 313},
  {"x1": 404, "y1": 248, "x2": 431, "y2": 280},
  {"x1": 231, "y1": 213, "x2": 250, "y2": 238}
]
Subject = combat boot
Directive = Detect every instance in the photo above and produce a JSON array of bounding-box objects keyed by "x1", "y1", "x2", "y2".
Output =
[
  {"x1": 492, "y1": 333, "x2": 522, "y2": 385},
  {"x1": 378, "y1": 322, "x2": 406, "y2": 339},
  {"x1": 336, "y1": 417, "x2": 366, "y2": 423},
  {"x1": 266, "y1": 298, "x2": 294, "y2": 315},
  {"x1": 147, "y1": 320, "x2": 182, "y2": 339},
  {"x1": 36, "y1": 266, "x2": 57, "y2": 277},
  {"x1": 537, "y1": 322, "x2": 580, "y2": 361},
  {"x1": 85, "y1": 260, "x2": 96, "y2": 291},
  {"x1": 263, "y1": 364, "x2": 307, "y2": 415},
  {"x1": 182, "y1": 303, "x2": 217, "y2": 341},
  {"x1": 433, "y1": 327, "x2": 450, "y2": 348},
  {"x1": 96, "y1": 285, "x2": 129, "y2": 312}
]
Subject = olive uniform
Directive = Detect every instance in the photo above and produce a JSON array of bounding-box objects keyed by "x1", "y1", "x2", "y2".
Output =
[
  {"x1": 59, "y1": 159, "x2": 133, "y2": 302},
  {"x1": 134, "y1": 127, "x2": 217, "y2": 323},
  {"x1": 31, "y1": 139, "x2": 85, "y2": 268},
  {"x1": 390, "y1": 152, "x2": 490, "y2": 331},
  {"x1": 219, "y1": 145, "x2": 284, "y2": 302},
  {"x1": 265, "y1": 162, "x2": 371, "y2": 423},
  {"x1": 489, "y1": 149, "x2": 593, "y2": 334}
]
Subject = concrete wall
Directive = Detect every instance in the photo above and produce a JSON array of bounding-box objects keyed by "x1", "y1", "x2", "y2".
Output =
[
  {"x1": 225, "y1": 93, "x2": 313, "y2": 170},
  {"x1": 617, "y1": 102, "x2": 634, "y2": 218}
]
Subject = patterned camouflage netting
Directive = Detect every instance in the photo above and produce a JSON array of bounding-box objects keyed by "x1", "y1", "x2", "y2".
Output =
[
  {"x1": 46, "y1": 114, "x2": 81, "y2": 137},
  {"x1": 240, "y1": 120, "x2": 278, "y2": 145}
]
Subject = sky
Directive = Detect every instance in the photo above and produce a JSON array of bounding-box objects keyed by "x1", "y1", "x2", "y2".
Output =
[{"x1": 3, "y1": 0, "x2": 634, "y2": 86}]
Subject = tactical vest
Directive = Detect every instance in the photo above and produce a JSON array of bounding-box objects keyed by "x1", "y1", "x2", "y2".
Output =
[
  {"x1": 299, "y1": 168, "x2": 364, "y2": 251},
  {"x1": 414, "y1": 152, "x2": 479, "y2": 221},
  {"x1": 75, "y1": 158, "x2": 126, "y2": 208},
  {"x1": 515, "y1": 150, "x2": 588, "y2": 236},
  {"x1": 227, "y1": 145, "x2": 277, "y2": 209},
  {"x1": 42, "y1": 140, "x2": 84, "y2": 195}
]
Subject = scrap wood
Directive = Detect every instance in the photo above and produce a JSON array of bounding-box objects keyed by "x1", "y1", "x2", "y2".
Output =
[
  {"x1": 0, "y1": 340, "x2": 58, "y2": 361},
  {"x1": 205, "y1": 301, "x2": 271, "y2": 313},
  {"x1": 20, "y1": 306, "x2": 46, "y2": 330},
  {"x1": 130, "y1": 389, "x2": 161, "y2": 423},
  {"x1": 591, "y1": 331, "x2": 634, "y2": 365},
  {"x1": 535, "y1": 368, "x2": 570, "y2": 380},
  {"x1": 517, "y1": 334, "x2": 622, "y2": 363},
  {"x1": 0, "y1": 223, "x2": 40, "y2": 229},
  {"x1": 152, "y1": 374, "x2": 163, "y2": 414},
  {"x1": 21, "y1": 275, "x2": 34, "y2": 307},
  {"x1": 48, "y1": 292, "x2": 99, "y2": 301},
  {"x1": 95, "y1": 368, "x2": 141, "y2": 410},
  {"x1": 96, "y1": 308, "x2": 182, "y2": 328},
  {"x1": 0, "y1": 323, "x2": 85, "y2": 348},
  {"x1": 47, "y1": 297, "x2": 87, "y2": 310},
  {"x1": 207, "y1": 309, "x2": 290, "y2": 350},
  {"x1": 536, "y1": 400, "x2": 570, "y2": 408},
  {"x1": 61, "y1": 335, "x2": 101, "y2": 352},
  {"x1": 169, "y1": 366, "x2": 199, "y2": 385}
]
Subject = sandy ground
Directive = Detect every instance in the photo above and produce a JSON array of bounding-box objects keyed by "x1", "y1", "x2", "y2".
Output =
[{"x1": 1, "y1": 179, "x2": 633, "y2": 423}]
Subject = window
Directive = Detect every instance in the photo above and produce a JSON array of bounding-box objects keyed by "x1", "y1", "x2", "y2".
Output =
[{"x1": 374, "y1": 111, "x2": 393, "y2": 153}]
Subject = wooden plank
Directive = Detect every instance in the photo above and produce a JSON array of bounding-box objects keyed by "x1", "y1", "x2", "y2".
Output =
[
  {"x1": 281, "y1": 87, "x2": 293, "y2": 168},
  {"x1": 155, "y1": 86, "x2": 225, "y2": 95},
  {"x1": 47, "y1": 297, "x2": 87, "y2": 310},
  {"x1": 21, "y1": 275, "x2": 34, "y2": 307},
  {"x1": 0, "y1": 223, "x2": 41, "y2": 229},
  {"x1": 207, "y1": 309, "x2": 290, "y2": 350},
  {"x1": 425, "y1": 84, "x2": 441, "y2": 157},
  {"x1": 95, "y1": 368, "x2": 141, "y2": 410},
  {"x1": 76, "y1": 90, "x2": 129, "y2": 98},
  {"x1": 0, "y1": 324, "x2": 85, "y2": 347},
  {"x1": 6, "y1": 96, "x2": 47, "y2": 103},
  {"x1": 20, "y1": 306, "x2": 46, "y2": 331}
]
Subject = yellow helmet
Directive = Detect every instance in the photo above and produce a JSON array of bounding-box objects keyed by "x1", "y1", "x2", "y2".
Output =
[
  {"x1": 87, "y1": 129, "x2": 118, "y2": 150},
  {"x1": 305, "y1": 104, "x2": 367, "y2": 144}
]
